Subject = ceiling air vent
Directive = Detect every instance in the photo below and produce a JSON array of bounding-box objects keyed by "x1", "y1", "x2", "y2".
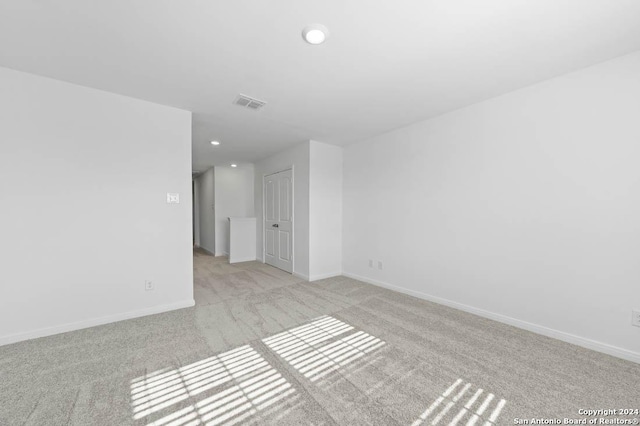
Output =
[{"x1": 234, "y1": 94, "x2": 266, "y2": 111}]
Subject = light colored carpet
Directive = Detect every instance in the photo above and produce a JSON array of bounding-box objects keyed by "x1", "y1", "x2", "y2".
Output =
[{"x1": 1, "y1": 250, "x2": 639, "y2": 426}]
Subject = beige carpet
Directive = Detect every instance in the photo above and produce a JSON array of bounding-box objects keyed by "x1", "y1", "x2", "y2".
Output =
[{"x1": 1, "y1": 250, "x2": 639, "y2": 426}]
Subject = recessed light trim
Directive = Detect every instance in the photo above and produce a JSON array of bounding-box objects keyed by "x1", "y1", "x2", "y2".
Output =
[
  {"x1": 302, "y1": 24, "x2": 329, "y2": 45},
  {"x1": 210, "y1": 140, "x2": 220, "y2": 145}
]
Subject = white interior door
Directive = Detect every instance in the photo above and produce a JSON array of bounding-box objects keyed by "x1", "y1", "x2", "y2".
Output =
[{"x1": 264, "y1": 169, "x2": 293, "y2": 273}]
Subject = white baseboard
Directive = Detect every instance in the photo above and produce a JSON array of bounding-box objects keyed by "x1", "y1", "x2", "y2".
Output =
[
  {"x1": 0, "y1": 299, "x2": 195, "y2": 347},
  {"x1": 229, "y1": 257, "x2": 257, "y2": 264},
  {"x1": 309, "y1": 271, "x2": 342, "y2": 282},
  {"x1": 198, "y1": 246, "x2": 216, "y2": 256},
  {"x1": 294, "y1": 271, "x2": 342, "y2": 282},
  {"x1": 293, "y1": 272, "x2": 310, "y2": 281},
  {"x1": 342, "y1": 271, "x2": 640, "y2": 364},
  {"x1": 215, "y1": 251, "x2": 229, "y2": 257}
]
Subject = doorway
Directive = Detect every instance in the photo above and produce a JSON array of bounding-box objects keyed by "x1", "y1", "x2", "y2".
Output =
[{"x1": 263, "y1": 169, "x2": 293, "y2": 273}]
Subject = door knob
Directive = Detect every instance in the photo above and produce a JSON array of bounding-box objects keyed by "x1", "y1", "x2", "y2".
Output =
[{"x1": 272, "y1": 224, "x2": 279, "y2": 228}]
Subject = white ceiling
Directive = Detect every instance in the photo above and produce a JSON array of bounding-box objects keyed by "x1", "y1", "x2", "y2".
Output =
[{"x1": 1, "y1": 1, "x2": 640, "y2": 171}]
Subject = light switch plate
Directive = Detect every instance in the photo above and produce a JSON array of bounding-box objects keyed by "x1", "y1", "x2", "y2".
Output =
[{"x1": 167, "y1": 193, "x2": 180, "y2": 204}]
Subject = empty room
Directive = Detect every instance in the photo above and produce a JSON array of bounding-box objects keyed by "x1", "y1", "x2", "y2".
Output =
[{"x1": 1, "y1": 1, "x2": 639, "y2": 425}]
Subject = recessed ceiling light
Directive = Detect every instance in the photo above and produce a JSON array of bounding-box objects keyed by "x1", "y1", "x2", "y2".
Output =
[
  {"x1": 231, "y1": 164, "x2": 237, "y2": 168},
  {"x1": 210, "y1": 140, "x2": 220, "y2": 145},
  {"x1": 302, "y1": 24, "x2": 329, "y2": 45}
]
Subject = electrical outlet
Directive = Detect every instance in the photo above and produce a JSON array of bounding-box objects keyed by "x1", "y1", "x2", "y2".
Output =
[
  {"x1": 166, "y1": 193, "x2": 180, "y2": 204},
  {"x1": 633, "y1": 310, "x2": 640, "y2": 327},
  {"x1": 145, "y1": 280, "x2": 154, "y2": 291},
  {"x1": 368, "y1": 259, "x2": 373, "y2": 268},
  {"x1": 377, "y1": 261, "x2": 383, "y2": 270}
]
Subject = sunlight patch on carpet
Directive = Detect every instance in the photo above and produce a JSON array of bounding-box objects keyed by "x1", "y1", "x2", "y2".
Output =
[{"x1": 411, "y1": 378, "x2": 506, "y2": 426}]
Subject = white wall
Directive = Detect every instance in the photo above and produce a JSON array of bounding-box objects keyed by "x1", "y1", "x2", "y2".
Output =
[
  {"x1": 309, "y1": 141, "x2": 343, "y2": 280},
  {"x1": 195, "y1": 168, "x2": 215, "y2": 254},
  {"x1": 0, "y1": 66, "x2": 194, "y2": 345},
  {"x1": 193, "y1": 179, "x2": 201, "y2": 247},
  {"x1": 342, "y1": 51, "x2": 640, "y2": 362},
  {"x1": 214, "y1": 165, "x2": 255, "y2": 256},
  {"x1": 255, "y1": 142, "x2": 310, "y2": 279}
]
